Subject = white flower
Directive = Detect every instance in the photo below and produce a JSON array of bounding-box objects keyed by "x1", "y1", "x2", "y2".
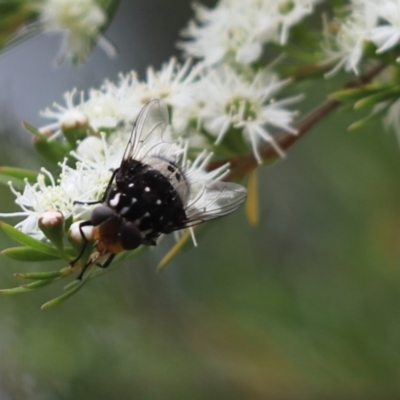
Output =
[
  {"x1": 369, "y1": 0, "x2": 400, "y2": 56},
  {"x1": 277, "y1": 0, "x2": 317, "y2": 45},
  {"x1": 323, "y1": 0, "x2": 400, "y2": 75},
  {"x1": 40, "y1": 89, "x2": 87, "y2": 138},
  {"x1": 140, "y1": 58, "x2": 203, "y2": 134},
  {"x1": 80, "y1": 72, "x2": 146, "y2": 131},
  {"x1": 37, "y1": 0, "x2": 116, "y2": 63},
  {"x1": 179, "y1": 0, "x2": 318, "y2": 66},
  {"x1": 0, "y1": 170, "x2": 73, "y2": 239},
  {"x1": 142, "y1": 58, "x2": 200, "y2": 106},
  {"x1": 40, "y1": 58, "x2": 201, "y2": 136},
  {"x1": 323, "y1": 3, "x2": 375, "y2": 76},
  {"x1": 196, "y1": 66, "x2": 301, "y2": 163},
  {"x1": 63, "y1": 132, "x2": 131, "y2": 212}
]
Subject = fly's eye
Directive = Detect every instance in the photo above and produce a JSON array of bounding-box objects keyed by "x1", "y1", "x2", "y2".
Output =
[
  {"x1": 120, "y1": 222, "x2": 142, "y2": 250},
  {"x1": 91, "y1": 206, "x2": 114, "y2": 226}
]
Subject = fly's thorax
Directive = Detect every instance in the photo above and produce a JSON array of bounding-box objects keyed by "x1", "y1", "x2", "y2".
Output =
[
  {"x1": 92, "y1": 212, "x2": 125, "y2": 255},
  {"x1": 91, "y1": 206, "x2": 142, "y2": 254}
]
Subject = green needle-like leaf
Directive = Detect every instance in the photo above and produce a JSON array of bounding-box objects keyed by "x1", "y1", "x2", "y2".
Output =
[
  {"x1": 0, "y1": 174, "x2": 22, "y2": 189},
  {"x1": 41, "y1": 278, "x2": 88, "y2": 309},
  {"x1": 91, "y1": 247, "x2": 147, "y2": 278},
  {"x1": 0, "y1": 166, "x2": 38, "y2": 189},
  {"x1": 330, "y1": 87, "x2": 381, "y2": 102},
  {"x1": 63, "y1": 279, "x2": 82, "y2": 291},
  {"x1": 23, "y1": 121, "x2": 47, "y2": 138},
  {"x1": 0, "y1": 279, "x2": 55, "y2": 295},
  {"x1": 15, "y1": 270, "x2": 70, "y2": 280},
  {"x1": 0, "y1": 221, "x2": 60, "y2": 257},
  {"x1": 2, "y1": 247, "x2": 60, "y2": 261},
  {"x1": 354, "y1": 88, "x2": 400, "y2": 110},
  {"x1": 0, "y1": 167, "x2": 38, "y2": 183}
]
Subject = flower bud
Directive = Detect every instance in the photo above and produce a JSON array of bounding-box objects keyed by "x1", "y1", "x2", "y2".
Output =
[
  {"x1": 61, "y1": 110, "x2": 89, "y2": 131},
  {"x1": 68, "y1": 221, "x2": 94, "y2": 267},
  {"x1": 61, "y1": 110, "x2": 90, "y2": 146},
  {"x1": 39, "y1": 210, "x2": 65, "y2": 251},
  {"x1": 68, "y1": 221, "x2": 94, "y2": 243}
]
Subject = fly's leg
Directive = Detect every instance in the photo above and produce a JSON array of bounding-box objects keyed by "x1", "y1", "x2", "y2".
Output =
[
  {"x1": 77, "y1": 260, "x2": 91, "y2": 280},
  {"x1": 97, "y1": 254, "x2": 115, "y2": 269},
  {"x1": 78, "y1": 254, "x2": 115, "y2": 280}
]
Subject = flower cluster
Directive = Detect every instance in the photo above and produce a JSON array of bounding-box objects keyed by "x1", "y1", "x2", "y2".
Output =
[
  {"x1": 0, "y1": 132, "x2": 121, "y2": 239},
  {"x1": 0, "y1": 121, "x2": 245, "y2": 242},
  {"x1": 0, "y1": 0, "x2": 309, "y2": 302},
  {"x1": 179, "y1": 0, "x2": 319, "y2": 66},
  {"x1": 0, "y1": 0, "x2": 312, "y2": 249},
  {"x1": 323, "y1": 0, "x2": 400, "y2": 75},
  {"x1": 33, "y1": 0, "x2": 315, "y2": 173},
  {"x1": 40, "y1": 57, "x2": 301, "y2": 163}
]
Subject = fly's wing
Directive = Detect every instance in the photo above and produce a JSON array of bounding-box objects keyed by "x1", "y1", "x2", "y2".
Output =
[
  {"x1": 122, "y1": 99, "x2": 169, "y2": 164},
  {"x1": 172, "y1": 181, "x2": 247, "y2": 230}
]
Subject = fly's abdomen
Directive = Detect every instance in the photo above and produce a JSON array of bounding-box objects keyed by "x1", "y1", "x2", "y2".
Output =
[{"x1": 108, "y1": 164, "x2": 188, "y2": 237}]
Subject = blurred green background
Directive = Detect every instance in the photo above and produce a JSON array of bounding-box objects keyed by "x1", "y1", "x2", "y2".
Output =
[{"x1": 1, "y1": 1, "x2": 400, "y2": 399}]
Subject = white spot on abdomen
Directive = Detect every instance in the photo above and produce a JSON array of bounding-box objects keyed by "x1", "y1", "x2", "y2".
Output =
[
  {"x1": 109, "y1": 193, "x2": 121, "y2": 207},
  {"x1": 121, "y1": 206, "x2": 130, "y2": 215}
]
